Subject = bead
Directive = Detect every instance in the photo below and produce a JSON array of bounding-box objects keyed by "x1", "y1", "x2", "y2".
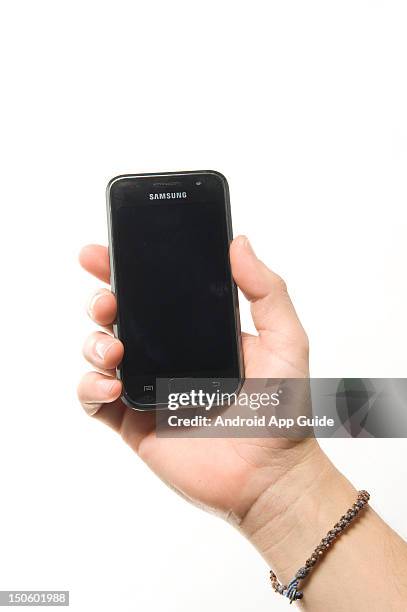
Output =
[
  {"x1": 295, "y1": 567, "x2": 309, "y2": 579},
  {"x1": 268, "y1": 491, "x2": 370, "y2": 603}
]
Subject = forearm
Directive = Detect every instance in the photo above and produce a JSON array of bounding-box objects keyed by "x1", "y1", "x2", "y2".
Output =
[{"x1": 240, "y1": 446, "x2": 407, "y2": 611}]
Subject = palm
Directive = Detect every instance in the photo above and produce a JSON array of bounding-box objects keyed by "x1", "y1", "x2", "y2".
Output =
[{"x1": 79, "y1": 237, "x2": 310, "y2": 522}]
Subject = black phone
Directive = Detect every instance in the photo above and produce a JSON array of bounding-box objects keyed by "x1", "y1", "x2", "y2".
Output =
[{"x1": 106, "y1": 170, "x2": 244, "y2": 410}]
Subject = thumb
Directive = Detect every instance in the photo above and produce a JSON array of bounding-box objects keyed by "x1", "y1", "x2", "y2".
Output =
[{"x1": 230, "y1": 236, "x2": 305, "y2": 339}]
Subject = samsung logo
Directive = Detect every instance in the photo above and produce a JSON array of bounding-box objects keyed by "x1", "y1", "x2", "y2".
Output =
[{"x1": 149, "y1": 191, "x2": 187, "y2": 200}]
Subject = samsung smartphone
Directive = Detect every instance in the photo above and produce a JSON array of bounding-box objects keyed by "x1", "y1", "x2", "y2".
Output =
[{"x1": 106, "y1": 171, "x2": 244, "y2": 410}]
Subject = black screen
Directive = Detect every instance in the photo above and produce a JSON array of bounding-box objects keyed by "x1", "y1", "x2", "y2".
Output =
[{"x1": 108, "y1": 173, "x2": 241, "y2": 407}]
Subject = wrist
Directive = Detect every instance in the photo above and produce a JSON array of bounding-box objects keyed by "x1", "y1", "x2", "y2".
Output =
[
  {"x1": 238, "y1": 448, "x2": 407, "y2": 612},
  {"x1": 239, "y1": 443, "x2": 356, "y2": 583}
]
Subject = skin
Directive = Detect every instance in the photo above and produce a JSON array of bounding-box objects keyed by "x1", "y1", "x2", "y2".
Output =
[{"x1": 78, "y1": 236, "x2": 407, "y2": 611}]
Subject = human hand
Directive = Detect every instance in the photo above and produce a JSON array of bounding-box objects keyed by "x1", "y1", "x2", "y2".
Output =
[
  {"x1": 78, "y1": 236, "x2": 323, "y2": 526},
  {"x1": 77, "y1": 237, "x2": 407, "y2": 612}
]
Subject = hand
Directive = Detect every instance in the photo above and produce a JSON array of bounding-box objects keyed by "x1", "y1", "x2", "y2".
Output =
[
  {"x1": 78, "y1": 236, "x2": 320, "y2": 525},
  {"x1": 79, "y1": 237, "x2": 407, "y2": 612}
]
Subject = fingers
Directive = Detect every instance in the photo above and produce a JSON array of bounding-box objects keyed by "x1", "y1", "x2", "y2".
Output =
[
  {"x1": 80, "y1": 239, "x2": 300, "y2": 337},
  {"x1": 78, "y1": 244, "x2": 157, "y2": 441},
  {"x1": 77, "y1": 371, "x2": 122, "y2": 416},
  {"x1": 79, "y1": 244, "x2": 110, "y2": 283},
  {"x1": 87, "y1": 288, "x2": 117, "y2": 327},
  {"x1": 230, "y1": 235, "x2": 305, "y2": 339},
  {"x1": 82, "y1": 331, "x2": 124, "y2": 371},
  {"x1": 77, "y1": 371, "x2": 156, "y2": 448}
]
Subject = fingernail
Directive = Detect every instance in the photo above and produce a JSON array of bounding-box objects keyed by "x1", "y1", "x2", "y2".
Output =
[
  {"x1": 95, "y1": 339, "x2": 115, "y2": 360},
  {"x1": 83, "y1": 402, "x2": 102, "y2": 416},
  {"x1": 96, "y1": 378, "x2": 119, "y2": 396},
  {"x1": 87, "y1": 290, "x2": 108, "y2": 318}
]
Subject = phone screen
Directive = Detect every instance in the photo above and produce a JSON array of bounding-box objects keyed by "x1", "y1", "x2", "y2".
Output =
[{"x1": 108, "y1": 172, "x2": 242, "y2": 407}]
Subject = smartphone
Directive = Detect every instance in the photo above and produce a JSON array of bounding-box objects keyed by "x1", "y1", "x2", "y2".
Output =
[{"x1": 106, "y1": 170, "x2": 244, "y2": 409}]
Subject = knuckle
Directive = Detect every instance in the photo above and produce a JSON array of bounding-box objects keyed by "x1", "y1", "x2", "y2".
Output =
[
  {"x1": 274, "y1": 274, "x2": 288, "y2": 294},
  {"x1": 302, "y1": 331, "x2": 310, "y2": 353},
  {"x1": 296, "y1": 328, "x2": 310, "y2": 357}
]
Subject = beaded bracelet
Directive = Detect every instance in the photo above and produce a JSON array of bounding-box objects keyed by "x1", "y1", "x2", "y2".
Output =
[{"x1": 269, "y1": 490, "x2": 370, "y2": 604}]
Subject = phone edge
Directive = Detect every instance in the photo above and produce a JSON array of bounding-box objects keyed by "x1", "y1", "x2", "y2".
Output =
[{"x1": 106, "y1": 170, "x2": 245, "y2": 411}]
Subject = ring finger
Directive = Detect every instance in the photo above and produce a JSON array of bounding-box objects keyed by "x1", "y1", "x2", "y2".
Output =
[{"x1": 82, "y1": 330, "x2": 124, "y2": 372}]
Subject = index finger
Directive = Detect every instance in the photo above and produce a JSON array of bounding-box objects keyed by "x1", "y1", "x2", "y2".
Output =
[{"x1": 79, "y1": 244, "x2": 110, "y2": 283}]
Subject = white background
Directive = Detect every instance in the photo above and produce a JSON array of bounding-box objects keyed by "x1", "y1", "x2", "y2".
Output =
[{"x1": 1, "y1": 1, "x2": 406, "y2": 610}]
